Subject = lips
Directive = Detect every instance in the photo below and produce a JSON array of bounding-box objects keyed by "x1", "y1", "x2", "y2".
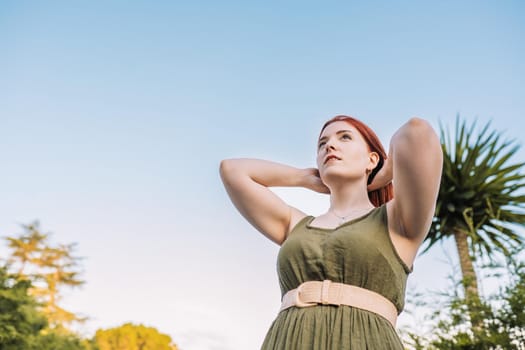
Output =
[{"x1": 324, "y1": 154, "x2": 341, "y2": 164}]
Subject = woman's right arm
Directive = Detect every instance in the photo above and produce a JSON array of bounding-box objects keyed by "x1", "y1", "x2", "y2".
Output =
[{"x1": 219, "y1": 158, "x2": 328, "y2": 245}]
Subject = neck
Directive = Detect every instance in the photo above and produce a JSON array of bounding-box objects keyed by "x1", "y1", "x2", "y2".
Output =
[{"x1": 328, "y1": 180, "x2": 374, "y2": 215}]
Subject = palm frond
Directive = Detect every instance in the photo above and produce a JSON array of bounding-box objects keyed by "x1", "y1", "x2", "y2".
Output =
[{"x1": 424, "y1": 115, "x2": 525, "y2": 259}]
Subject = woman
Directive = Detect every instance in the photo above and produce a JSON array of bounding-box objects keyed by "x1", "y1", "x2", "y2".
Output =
[{"x1": 219, "y1": 115, "x2": 443, "y2": 349}]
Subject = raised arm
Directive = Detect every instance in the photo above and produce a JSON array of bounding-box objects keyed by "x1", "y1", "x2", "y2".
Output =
[
  {"x1": 219, "y1": 158, "x2": 329, "y2": 245},
  {"x1": 371, "y1": 118, "x2": 443, "y2": 244}
]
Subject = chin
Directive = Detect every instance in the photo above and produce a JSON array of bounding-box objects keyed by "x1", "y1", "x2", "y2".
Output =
[
  {"x1": 322, "y1": 167, "x2": 362, "y2": 184},
  {"x1": 321, "y1": 167, "x2": 349, "y2": 181}
]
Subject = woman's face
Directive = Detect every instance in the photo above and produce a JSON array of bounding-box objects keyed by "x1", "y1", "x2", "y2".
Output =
[{"x1": 316, "y1": 121, "x2": 378, "y2": 184}]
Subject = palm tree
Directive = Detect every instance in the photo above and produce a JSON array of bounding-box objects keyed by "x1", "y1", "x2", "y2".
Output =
[{"x1": 424, "y1": 116, "x2": 525, "y2": 305}]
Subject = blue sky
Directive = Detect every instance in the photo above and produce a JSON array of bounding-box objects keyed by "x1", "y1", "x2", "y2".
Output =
[{"x1": 1, "y1": 1, "x2": 524, "y2": 349}]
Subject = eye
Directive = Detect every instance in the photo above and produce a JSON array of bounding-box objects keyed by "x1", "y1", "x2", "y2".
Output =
[
  {"x1": 341, "y1": 133, "x2": 352, "y2": 140},
  {"x1": 318, "y1": 141, "x2": 326, "y2": 149}
]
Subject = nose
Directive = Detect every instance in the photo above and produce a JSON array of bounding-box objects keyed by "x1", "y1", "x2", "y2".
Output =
[{"x1": 324, "y1": 139, "x2": 336, "y2": 152}]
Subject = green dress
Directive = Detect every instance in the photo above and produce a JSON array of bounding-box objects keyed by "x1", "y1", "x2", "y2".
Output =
[{"x1": 261, "y1": 204, "x2": 411, "y2": 350}]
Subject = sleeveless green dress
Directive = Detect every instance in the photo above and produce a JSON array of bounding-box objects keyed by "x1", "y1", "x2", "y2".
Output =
[{"x1": 261, "y1": 204, "x2": 411, "y2": 349}]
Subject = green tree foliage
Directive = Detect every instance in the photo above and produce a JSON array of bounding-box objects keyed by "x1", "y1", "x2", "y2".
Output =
[
  {"x1": 0, "y1": 265, "x2": 87, "y2": 350},
  {"x1": 3, "y1": 221, "x2": 86, "y2": 331},
  {"x1": 425, "y1": 116, "x2": 525, "y2": 305},
  {"x1": 30, "y1": 332, "x2": 92, "y2": 350},
  {"x1": 5, "y1": 226, "x2": 46, "y2": 276},
  {"x1": 94, "y1": 323, "x2": 179, "y2": 350},
  {"x1": 0, "y1": 265, "x2": 46, "y2": 348},
  {"x1": 404, "y1": 255, "x2": 525, "y2": 349},
  {"x1": 2, "y1": 222, "x2": 182, "y2": 349}
]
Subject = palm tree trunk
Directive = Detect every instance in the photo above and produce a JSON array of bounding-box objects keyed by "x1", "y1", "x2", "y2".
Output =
[
  {"x1": 453, "y1": 228, "x2": 479, "y2": 299},
  {"x1": 453, "y1": 228, "x2": 485, "y2": 329}
]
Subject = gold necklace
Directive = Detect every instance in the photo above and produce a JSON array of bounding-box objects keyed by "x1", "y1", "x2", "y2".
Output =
[{"x1": 329, "y1": 207, "x2": 373, "y2": 225}]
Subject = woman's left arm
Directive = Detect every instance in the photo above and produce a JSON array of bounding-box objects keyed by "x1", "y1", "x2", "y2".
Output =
[{"x1": 371, "y1": 117, "x2": 443, "y2": 243}]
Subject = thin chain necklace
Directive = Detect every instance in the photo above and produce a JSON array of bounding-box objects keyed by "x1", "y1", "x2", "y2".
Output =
[{"x1": 329, "y1": 207, "x2": 373, "y2": 225}]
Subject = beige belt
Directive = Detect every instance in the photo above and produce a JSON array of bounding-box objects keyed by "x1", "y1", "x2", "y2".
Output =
[{"x1": 280, "y1": 280, "x2": 398, "y2": 327}]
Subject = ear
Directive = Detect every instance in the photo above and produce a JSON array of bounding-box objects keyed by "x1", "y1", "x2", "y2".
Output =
[{"x1": 368, "y1": 151, "x2": 380, "y2": 171}]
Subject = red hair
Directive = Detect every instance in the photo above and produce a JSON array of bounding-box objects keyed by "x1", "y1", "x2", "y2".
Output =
[{"x1": 319, "y1": 115, "x2": 393, "y2": 207}]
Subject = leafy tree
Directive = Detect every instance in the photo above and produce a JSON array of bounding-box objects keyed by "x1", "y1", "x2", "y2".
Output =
[
  {"x1": 0, "y1": 265, "x2": 88, "y2": 350},
  {"x1": 0, "y1": 265, "x2": 46, "y2": 348},
  {"x1": 35, "y1": 243, "x2": 86, "y2": 331},
  {"x1": 5, "y1": 223, "x2": 46, "y2": 276},
  {"x1": 424, "y1": 116, "x2": 525, "y2": 308},
  {"x1": 403, "y1": 254, "x2": 525, "y2": 349},
  {"x1": 94, "y1": 323, "x2": 179, "y2": 350},
  {"x1": 29, "y1": 332, "x2": 92, "y2": 350},
  {"x1": 3, "y1": 221, "x2": 86, "y2": 330}
]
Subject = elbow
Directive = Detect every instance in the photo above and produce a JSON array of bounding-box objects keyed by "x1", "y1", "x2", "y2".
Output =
[
  {"x1": 407, "y1": 117, "x2": 432, "y2": 131},
  {"x1": 219, "y1": 158, "x2": 235, "y2": 178},
  {"x1": 219, "y1": 158, "x2": 231, "y2": 172},
  {"x1": 407, "y1": 117, "x2": 443, "y2": 160},
  {"x1": 395, "y1": 117, "x2": 442, "y2": 158},
  {"x1": 219, "y1": 158, "x2": 245, "y2": 183},
  {"x1": 219, "y1": 159, "x2": 234, "y2": 187},
  {"x1": 406, "y1": 117, "x2": 439, "y2": 142}
]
